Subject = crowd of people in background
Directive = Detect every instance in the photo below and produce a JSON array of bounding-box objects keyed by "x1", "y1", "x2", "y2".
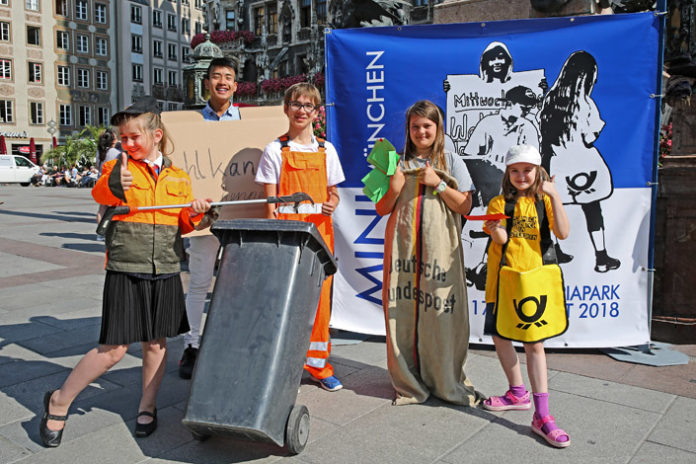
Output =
[{"x1": 31, "y1": 164, "x2": 99, "y2": 188}]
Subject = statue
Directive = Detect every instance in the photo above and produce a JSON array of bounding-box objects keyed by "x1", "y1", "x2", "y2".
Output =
[
  {"x1": 204, "y1": 0, "x2": 221, "y2": 31},
  {"x1": 329, "y1": 0, "x2": 410, "y2": 29}
]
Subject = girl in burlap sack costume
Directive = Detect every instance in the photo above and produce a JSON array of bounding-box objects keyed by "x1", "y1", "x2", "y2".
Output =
[{"x1": 376, "y1": 100, "x2": 483, "y2": 406}]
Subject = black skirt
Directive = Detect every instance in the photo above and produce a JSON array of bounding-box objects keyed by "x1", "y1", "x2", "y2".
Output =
[{"x1": 99, "y1": 271, "x2": 190, "y2": 345}]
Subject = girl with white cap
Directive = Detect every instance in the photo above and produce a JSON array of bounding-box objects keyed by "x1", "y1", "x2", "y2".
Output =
[{"x1": 481, "y1": 144, "x2": 571, "y2": 448}]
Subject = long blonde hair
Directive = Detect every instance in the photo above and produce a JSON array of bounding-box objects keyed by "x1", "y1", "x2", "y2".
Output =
[{"x1": 403, "y1": 100, "x2": 447, "y2": 171}]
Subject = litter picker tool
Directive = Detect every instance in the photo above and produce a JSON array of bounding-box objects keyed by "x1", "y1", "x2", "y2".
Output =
[{"x1": 96, "y1": 192, "x2": 313, "y2": 235}]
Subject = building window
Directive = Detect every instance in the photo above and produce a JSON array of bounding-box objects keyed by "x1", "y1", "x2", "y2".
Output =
[
  {"x1": 153, "y1": 67, "x2": 163, "y2": 84},
  {"x1": 75, "y1": 0, "x2": 88, "y2": 20},
  {"x1": 168, "y1": 43, "x2": 177, "y2": 61},
  {"x1": 153, "y1": 10, "x2": 162, "y2": 28},
  {"x1": 57, "y1": 65, "x2": 70, "y2": 86},
  {"x1": 153, "y1": 40, "x2": 162, "y2": 58},
  {"x1": 0, "y1": 58, "x2": 12, "y2": 80},
  {"x1": 225, "y1": 10, "x2": 235, "y2": 30},
  {"x1": 78, "y1": 105, "x2": 91, "y2": 126},
  {"x1": 55, "y1": 0, "x2": 68, "y2": 16},
  {"x1": 59, "y1": 104, "x2": 72, "y2": 126},
  {"x1": 0, "y1": 21, "x2": 9, "y2": 42},
  {"x1": 95, "y1": 3, "x2": 107, "y2": 23},
  {"x1": 28, "y1": 62, "x2": 42, "y2": 83},
  {"x1": 195, "y1": 22, "x2": 202, "y2": 34},
  {"x1": 98, "y1": 107, "x2": 110, "y2": 126},
  {"x1": 254, "y1": 6, "x2": 264, "y2": 36},
  {"x1": 168, "y1": 70, "x2": 177, "y2": 86},
  {"x1": 26, "y1": 0, "x2": 40, "y2": 11},
  {"x1": 95, "y1": 37, "x2": 107, "y2": 56},
  {"x1": 76, "y1": 34, "x2": 89, "y2": 53},
  {"x1": 317, "y1": 0, "x2": 327, "y2": 24},
  {"x1": 195, "y1": 0, "x2": 202, "y2": 9},
  {"x1": 167, "y1": 102, "x2": 178, "y2": 111},
  {"x1": 182, "y1": 46, "x2": 190, "y2": 62},
  {"x1": 0, "y1": 100, "x2": 12, "y2": 123},
  {"x1": 30, "y1": 101, "x2": 44, "y2": 124},
  {"x1": 268, "y1": 4, "x2": 277, "y2": 34},
  {"x1": 167, "y1": 14, "x2": 177, "y2": 31},
  {"x1": 56, "y1": 30, "x2": 69, "y2": 50},
  {"x1": 181, "y1": 17, "x2": 189, "y2": 33},
  {"x1": 131, "y1": 34, "x2": 142, "y2": 53},
  {"x1": 132, "y1": 64, "x2": 142, "y2": 82},
  {"x1": 77, "y1": 68, "x2": 89, "y2": 88},
  {"x1": 96, "y1": 70, "x2": 107, "y2": 90},
  {"x1": 300, "y1": 0, "x2": 310, "y2": 28},
  {"x1": 27, "y1": 26, "x2": 41, "y2": 46},
  {"x1": 131, "y1": 5, "x2": 141, "y2": 24}
]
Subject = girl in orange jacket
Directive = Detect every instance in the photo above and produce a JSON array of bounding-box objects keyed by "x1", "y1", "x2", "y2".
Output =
[{"x1": 40, "y1": 97, "x2": 211, "y2": 447}]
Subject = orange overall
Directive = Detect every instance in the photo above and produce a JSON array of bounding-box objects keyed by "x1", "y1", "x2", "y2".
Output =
[{"x1": 277, "y1": 135, "x2": 334, "y2": 379}]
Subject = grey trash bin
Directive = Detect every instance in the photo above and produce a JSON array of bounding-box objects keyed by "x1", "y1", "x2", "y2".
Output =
[{"x1": 181, "y1": 219, "x2": 337, "y2": 454}]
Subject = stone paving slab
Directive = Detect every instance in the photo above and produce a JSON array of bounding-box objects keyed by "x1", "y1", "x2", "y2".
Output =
[
  {"x1": 629, "y1": 442, "x2": 696, "y2": 464},
  {"x1": 647, "y1": 396, "x2": 696, "y2": 454}
]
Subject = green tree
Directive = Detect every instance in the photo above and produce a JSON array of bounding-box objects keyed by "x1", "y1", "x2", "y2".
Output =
[{"x1": 43, "y1": 125, "x2": 103, "y2": 168}]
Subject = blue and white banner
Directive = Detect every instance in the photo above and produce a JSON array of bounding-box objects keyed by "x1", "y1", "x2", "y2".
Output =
[{"x1": 325, "y1": 13, "x2": 660, "y2": 347}]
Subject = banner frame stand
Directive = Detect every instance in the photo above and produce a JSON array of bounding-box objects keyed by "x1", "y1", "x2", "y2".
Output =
[{"x1": 600, "y1": 1, "x2": 688, "y2": 367}]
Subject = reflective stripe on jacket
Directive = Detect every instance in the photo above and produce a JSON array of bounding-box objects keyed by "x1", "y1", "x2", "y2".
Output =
[{"x1": 93, "y1": 156, "x2": 200, "y2": 274}]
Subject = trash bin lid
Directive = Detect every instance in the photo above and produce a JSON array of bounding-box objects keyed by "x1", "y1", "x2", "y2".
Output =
[{"x1": 211, "y1": 219, "x2": 338, "y2": 276}]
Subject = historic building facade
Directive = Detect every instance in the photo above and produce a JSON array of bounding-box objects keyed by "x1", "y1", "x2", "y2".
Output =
[
  {"x1": 0, "y1": 0, "x2": 117, "y2": 156},
  {"x1": 0, "y1": 0, "x2": 206, "y2": 156},
  {"x1": 191, "y1": 0, "x2": 441, "y2": 105}
]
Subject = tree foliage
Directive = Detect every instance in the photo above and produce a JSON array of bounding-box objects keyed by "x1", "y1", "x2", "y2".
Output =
[{"x1": 43, "y1": 125, "x2": 103, "y2": 168}]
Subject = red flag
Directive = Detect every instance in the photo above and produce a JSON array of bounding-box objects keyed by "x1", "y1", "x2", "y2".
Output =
[
  {"x1": 52, "y1": 136, "x2": 58, "y2": 148},
  {"x1": 0, "y1": 135, "x2": 6, "y2": 155},
  {"x1": 29, "y1": 137, "x2": 37, "y2": 164}
]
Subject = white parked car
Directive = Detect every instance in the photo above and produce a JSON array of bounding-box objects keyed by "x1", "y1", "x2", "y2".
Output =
[{"x1": 0, "y1": 154, "x2": 40, "y2": 186}]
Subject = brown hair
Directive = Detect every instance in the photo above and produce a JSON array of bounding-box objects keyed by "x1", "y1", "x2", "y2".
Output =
[
  {"x1": 403, "y1": 100, "x2": 446, "y2": 171},
  {"x1": 501, "y1": 164, "x2": 550, "y2": 201},
  {"x1": 116, "y1": 112, "x2": 173, "y2": 156},
  {"x1": 283, "y1": 82, "x2": 322, "y2": 109}
]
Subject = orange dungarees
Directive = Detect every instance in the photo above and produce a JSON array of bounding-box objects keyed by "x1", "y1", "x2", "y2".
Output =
[{"x1": 277, "y1": 135, "x2": 334, "y2": 379}]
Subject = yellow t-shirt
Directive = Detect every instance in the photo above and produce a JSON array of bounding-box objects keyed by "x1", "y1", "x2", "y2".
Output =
[{"x1": 484, "y1": 194, "x2": 555, "y2": 303}]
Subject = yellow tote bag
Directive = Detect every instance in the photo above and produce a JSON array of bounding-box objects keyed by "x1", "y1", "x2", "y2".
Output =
[
  {"x1": 494, "y1": 198, "x2": 568, "y2": 343},
  {"x1": 496, "y1": 263, "x2": 568, "y2": 342}
]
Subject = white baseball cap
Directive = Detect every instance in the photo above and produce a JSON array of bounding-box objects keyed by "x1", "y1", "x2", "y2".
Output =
[{"x1": 505, "y1": 144, "x2": 541, "y2": 166}]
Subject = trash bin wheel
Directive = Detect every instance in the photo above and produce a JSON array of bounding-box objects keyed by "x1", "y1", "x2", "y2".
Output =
[
  {"x1": 191, "y1": 430, "x2": 211, "y2": 442},
  {"x1": 285, "y1": 404, "x2": 310, "y2": 455}
]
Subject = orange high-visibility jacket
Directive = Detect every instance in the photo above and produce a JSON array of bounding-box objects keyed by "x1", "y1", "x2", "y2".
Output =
[{"x1": 93, "y1": 156, "x2": 201, "y2": 275}]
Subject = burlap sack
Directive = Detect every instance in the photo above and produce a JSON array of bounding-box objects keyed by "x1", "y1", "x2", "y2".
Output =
[{"x1": 383, "y1": 168, "x2": 482, "y2": 406}]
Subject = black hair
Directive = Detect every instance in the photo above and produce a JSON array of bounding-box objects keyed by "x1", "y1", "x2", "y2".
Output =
[
  {"x1": 97, "y1": 129, "x2": 115, "y2": 162},
  {"x1": 206, "y1": 58, "x2": 237, "y2": 79}
]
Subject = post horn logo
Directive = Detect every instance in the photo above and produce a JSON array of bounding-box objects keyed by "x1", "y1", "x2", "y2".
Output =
[{"x1": 512, "y1": 295, "x2": 548, "y2": 330}]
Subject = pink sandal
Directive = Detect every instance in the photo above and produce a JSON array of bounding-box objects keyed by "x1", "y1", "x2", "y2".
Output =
[
  {"x1": 483, "y1": 390, "x2": 531, "y2": 411},
  {"x1": 531, "y1": 414, "x2": 571, "y2": 448}
]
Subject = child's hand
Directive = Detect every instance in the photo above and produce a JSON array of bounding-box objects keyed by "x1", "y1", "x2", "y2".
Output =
[
  {"x1": 389, "y1": 166, "x2": 405, "y2": 193},
  {"x1": 484, "y1": 219, "x2": 502, "y2": 231},
  {"x1": 189, "y1": 198, "x2": 212, "y2": 215},
  {"x1": 419, "y1": 161, "x2": 441, "y2": 188},
  {"x1": 542, "y1": 175, "x2": 560, "y2": 198},
  {"x1": 120, "y1": 154, "x2": 133, "y2": 191}
]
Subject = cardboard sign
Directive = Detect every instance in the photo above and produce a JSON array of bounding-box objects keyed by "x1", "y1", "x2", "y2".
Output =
[{"x1": 162, "y1": 106, "x2": 288, "y2": 236}]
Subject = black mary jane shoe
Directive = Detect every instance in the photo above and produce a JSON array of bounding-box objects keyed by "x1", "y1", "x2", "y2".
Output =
[
  {"x1": 40, "y1": 390, "x2": 68, "y2": 448},
  {"x1": 134, "y1": 409, "x2": 158, "y2": 438}
]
